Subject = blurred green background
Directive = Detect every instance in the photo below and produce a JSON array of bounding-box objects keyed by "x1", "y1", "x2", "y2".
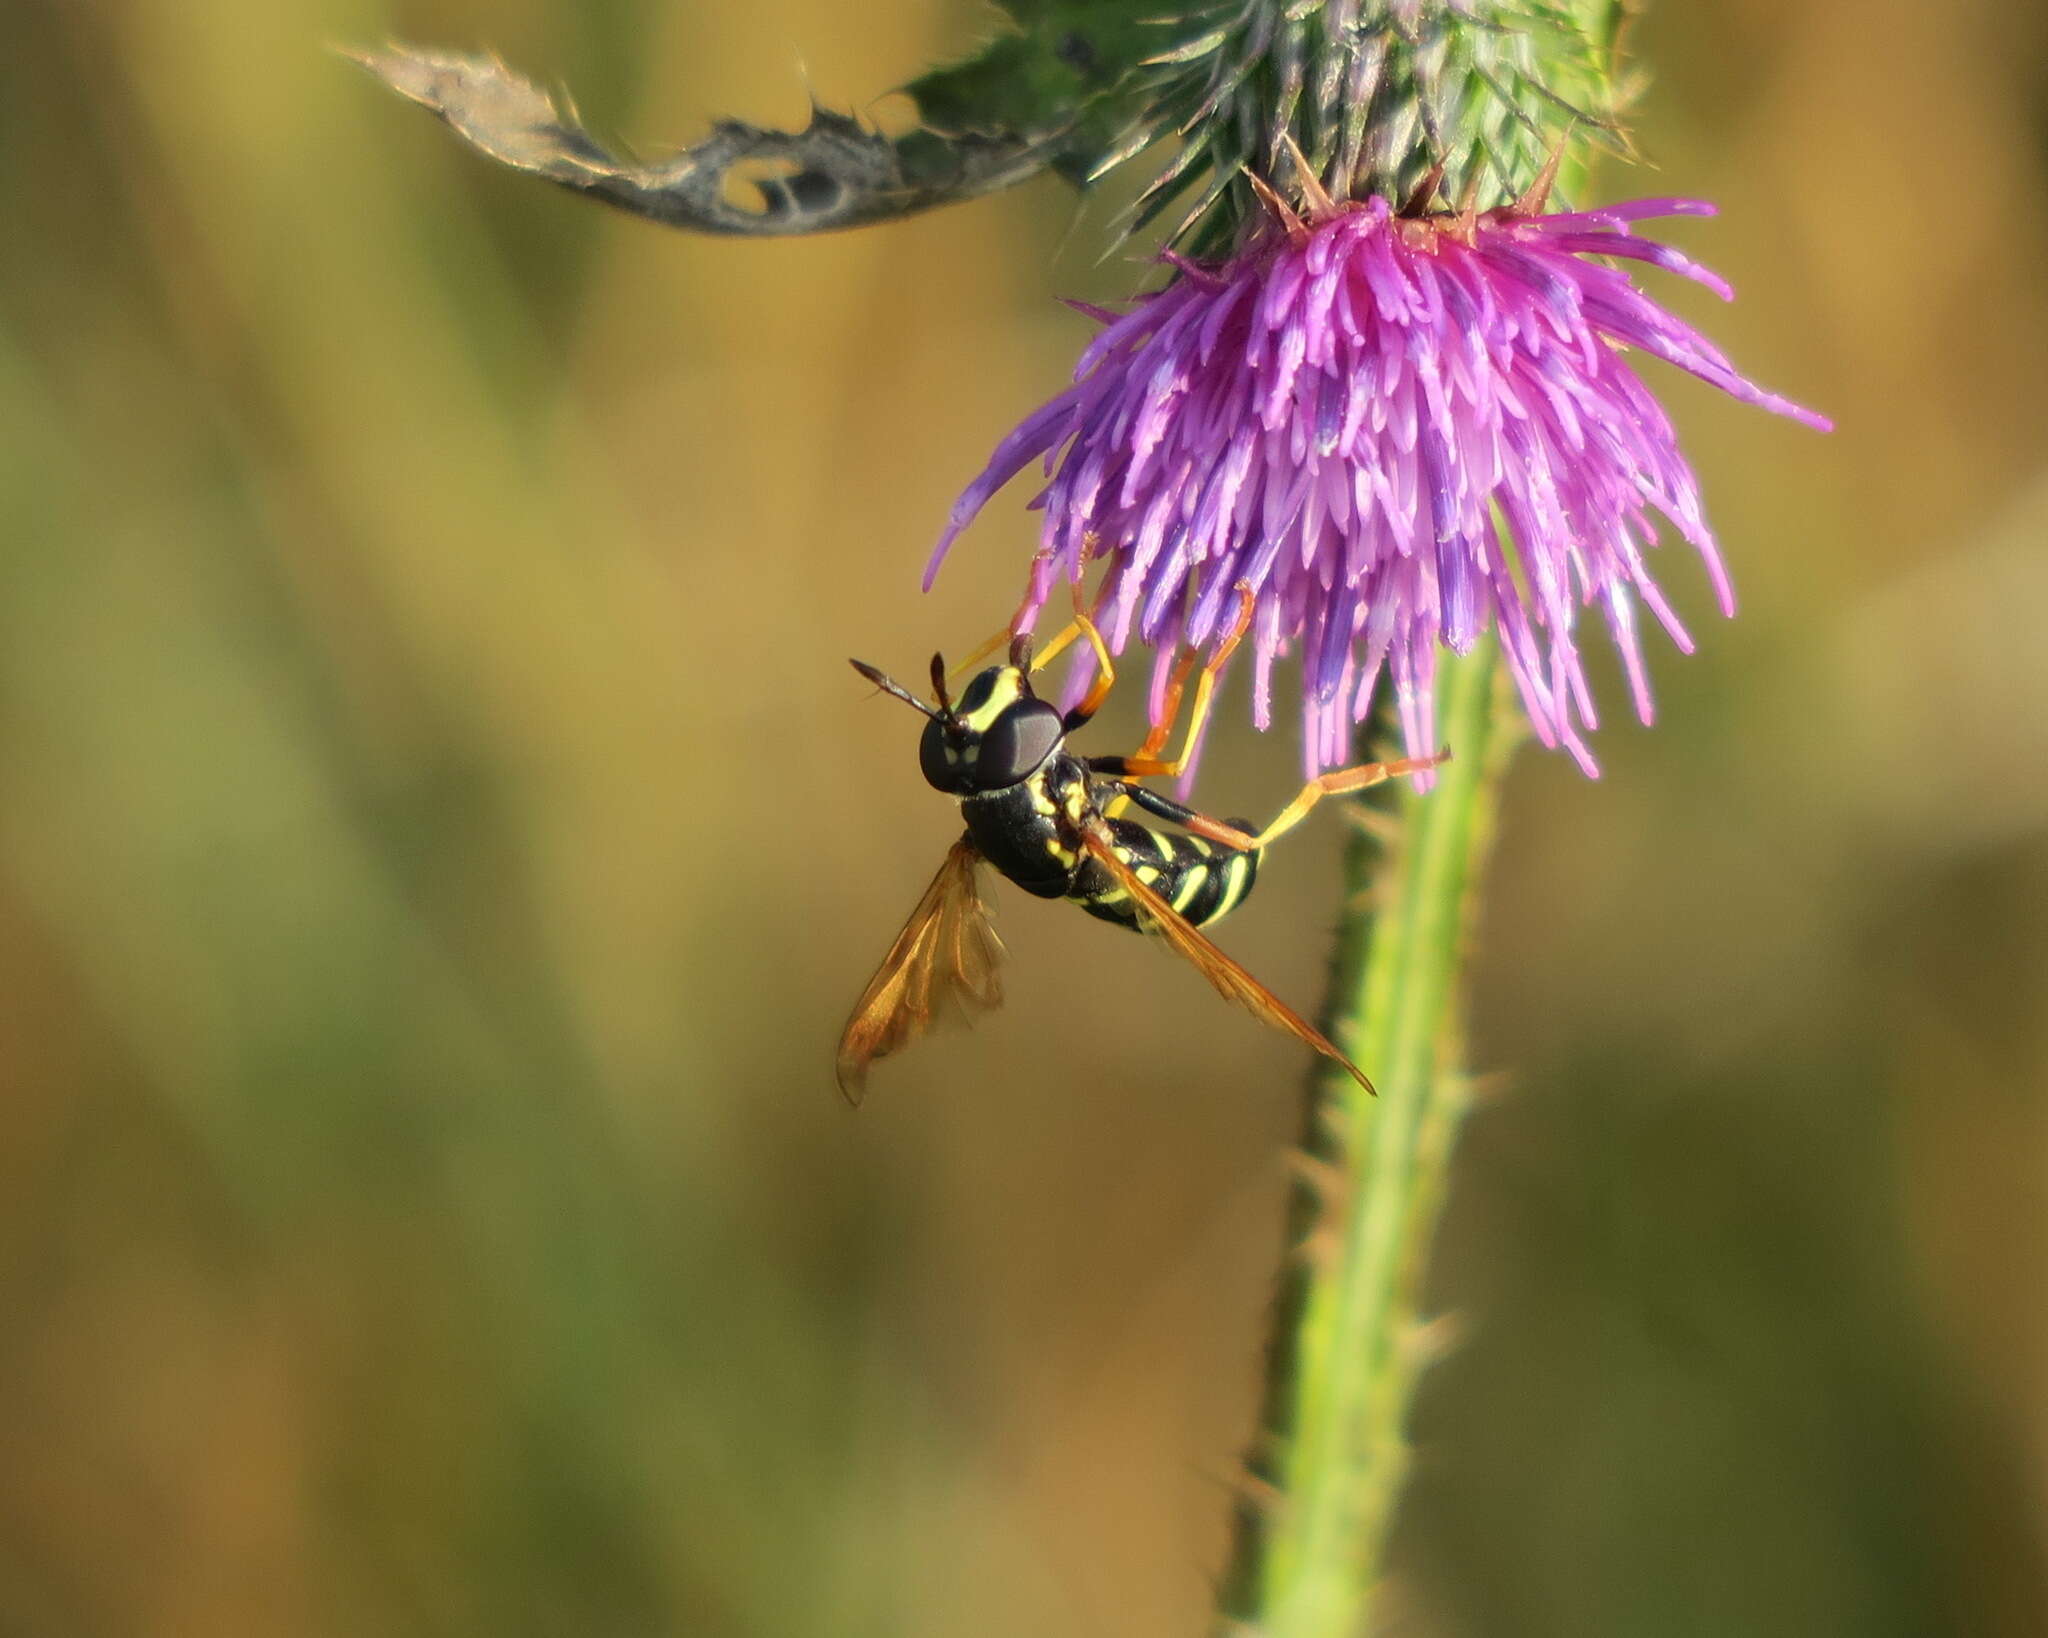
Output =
[{"x1": 4, "y1": 1, "x2": 2044, "y2": 1633}]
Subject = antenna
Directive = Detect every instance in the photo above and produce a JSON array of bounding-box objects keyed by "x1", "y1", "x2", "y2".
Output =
[{"x1": 848, "y1": 659, "x2": 939, "y2": 719}]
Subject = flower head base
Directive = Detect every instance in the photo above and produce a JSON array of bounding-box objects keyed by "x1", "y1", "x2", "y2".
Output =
[{"x1": 928, "y1": 194, "x2": 1830, "y2": 777}]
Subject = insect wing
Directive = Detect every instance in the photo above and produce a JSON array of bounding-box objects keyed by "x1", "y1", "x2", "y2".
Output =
[
  {"x1": 835, "y1": 838, "x2": 1005, "y2": 1104},
  {"x1": 1077, "y1": 827, "x2": 1373, "y2": 1094}
]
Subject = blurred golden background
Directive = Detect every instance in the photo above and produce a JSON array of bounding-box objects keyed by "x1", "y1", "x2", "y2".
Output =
[{"x1": 3, "y1": 0, "x2": 2044, "y2": 1632}]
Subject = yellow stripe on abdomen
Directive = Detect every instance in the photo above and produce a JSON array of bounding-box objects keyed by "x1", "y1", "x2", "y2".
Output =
[{"x1": 1207, "y1": 849, "x2": 1255, "y2": 922}]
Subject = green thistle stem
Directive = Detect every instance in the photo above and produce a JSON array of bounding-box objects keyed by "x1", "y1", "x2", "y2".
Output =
[
  {"x1": 1224, "y1": 643, "x2": 1521, "y2": 1633},
  {"x1": 1215, "y1": 12, "x2": 1620, "y2": 1619}
]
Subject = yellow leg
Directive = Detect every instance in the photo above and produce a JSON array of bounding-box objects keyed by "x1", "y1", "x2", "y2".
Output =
[
  {"x1": 1105, "y1": 586, "x2": 1254, "y2": 780},
  {"x1": 950, "y1": 564, "x2": 1082, "y2": 680},
  {"x1": 1010, "y1": 580, "x2": 1120, "y2": 722},
  {"x1": 953, "y1": 579, "x2": 1110, "y2": 685},
  {"x1": 1246, "y1": 751, "x2": 1450, "y2": 850},
  {"x1": 948, "y1": 610, "x2": 1096, "y2": 681},
  {"x1": 1060, "y1": 606, "x2": 1118, "y2": 722},
  {"x1": 1132, "y1": 647, "x2": 1202, "y2": 762},
  {"x1": 948, "y1": 622, "x2": 1020, "y2": 680}
]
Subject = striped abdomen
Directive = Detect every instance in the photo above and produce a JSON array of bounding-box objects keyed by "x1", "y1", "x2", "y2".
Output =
[{"x1": 1069, "y1": 817, "x2": 1260, "y2": 931}]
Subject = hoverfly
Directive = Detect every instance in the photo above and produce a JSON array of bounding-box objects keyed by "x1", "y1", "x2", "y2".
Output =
[{"x1": 837, "y1": 591, "x2": 1445, "y2": 1102}]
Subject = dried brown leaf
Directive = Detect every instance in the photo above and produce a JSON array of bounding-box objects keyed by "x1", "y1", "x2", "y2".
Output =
[{"x1": 346, "y1": 44, "x2": 1053, "y2": 237}]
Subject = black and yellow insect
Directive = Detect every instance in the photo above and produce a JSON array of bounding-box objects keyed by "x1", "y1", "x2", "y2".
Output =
[{"x1": 837, "y1": 594, "x2": 1444, "y2": 1101}]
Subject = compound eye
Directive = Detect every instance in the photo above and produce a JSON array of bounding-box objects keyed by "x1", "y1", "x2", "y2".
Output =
[
  {"x1": 976, "y1": 700, "x2": 1063, "y2": 789},
  {"x1": 918, "y1": 718, "x2": 969, "y2": 792}
]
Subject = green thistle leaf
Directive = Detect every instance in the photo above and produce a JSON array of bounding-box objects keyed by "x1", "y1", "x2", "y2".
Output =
[{"x1": 903, "y1": 4, "x2": 1163, "y2": 187}]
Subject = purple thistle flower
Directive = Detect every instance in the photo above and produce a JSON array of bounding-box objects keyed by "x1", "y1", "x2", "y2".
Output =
[{"x1": 927, "y1": 194, "x2": 1830, "y2": 778}]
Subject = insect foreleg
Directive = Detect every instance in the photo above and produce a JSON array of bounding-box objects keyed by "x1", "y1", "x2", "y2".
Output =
[{"x1": 1046, "y1": 586, "x2": 1117, "y2": 731}]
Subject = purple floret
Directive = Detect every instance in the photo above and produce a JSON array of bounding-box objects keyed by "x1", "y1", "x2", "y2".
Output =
[{"x1": 928, "y1": 196, "x2": 1830, "y2": 778}]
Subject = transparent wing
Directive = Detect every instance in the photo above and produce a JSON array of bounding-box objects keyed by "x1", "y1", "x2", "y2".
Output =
[
  {"x1": 835, "y1": 838, "x2": 1005, "y2": 1104},
  {"x1": 1077, "y1": 826, "x2": 1373, "y2": 1094}
]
